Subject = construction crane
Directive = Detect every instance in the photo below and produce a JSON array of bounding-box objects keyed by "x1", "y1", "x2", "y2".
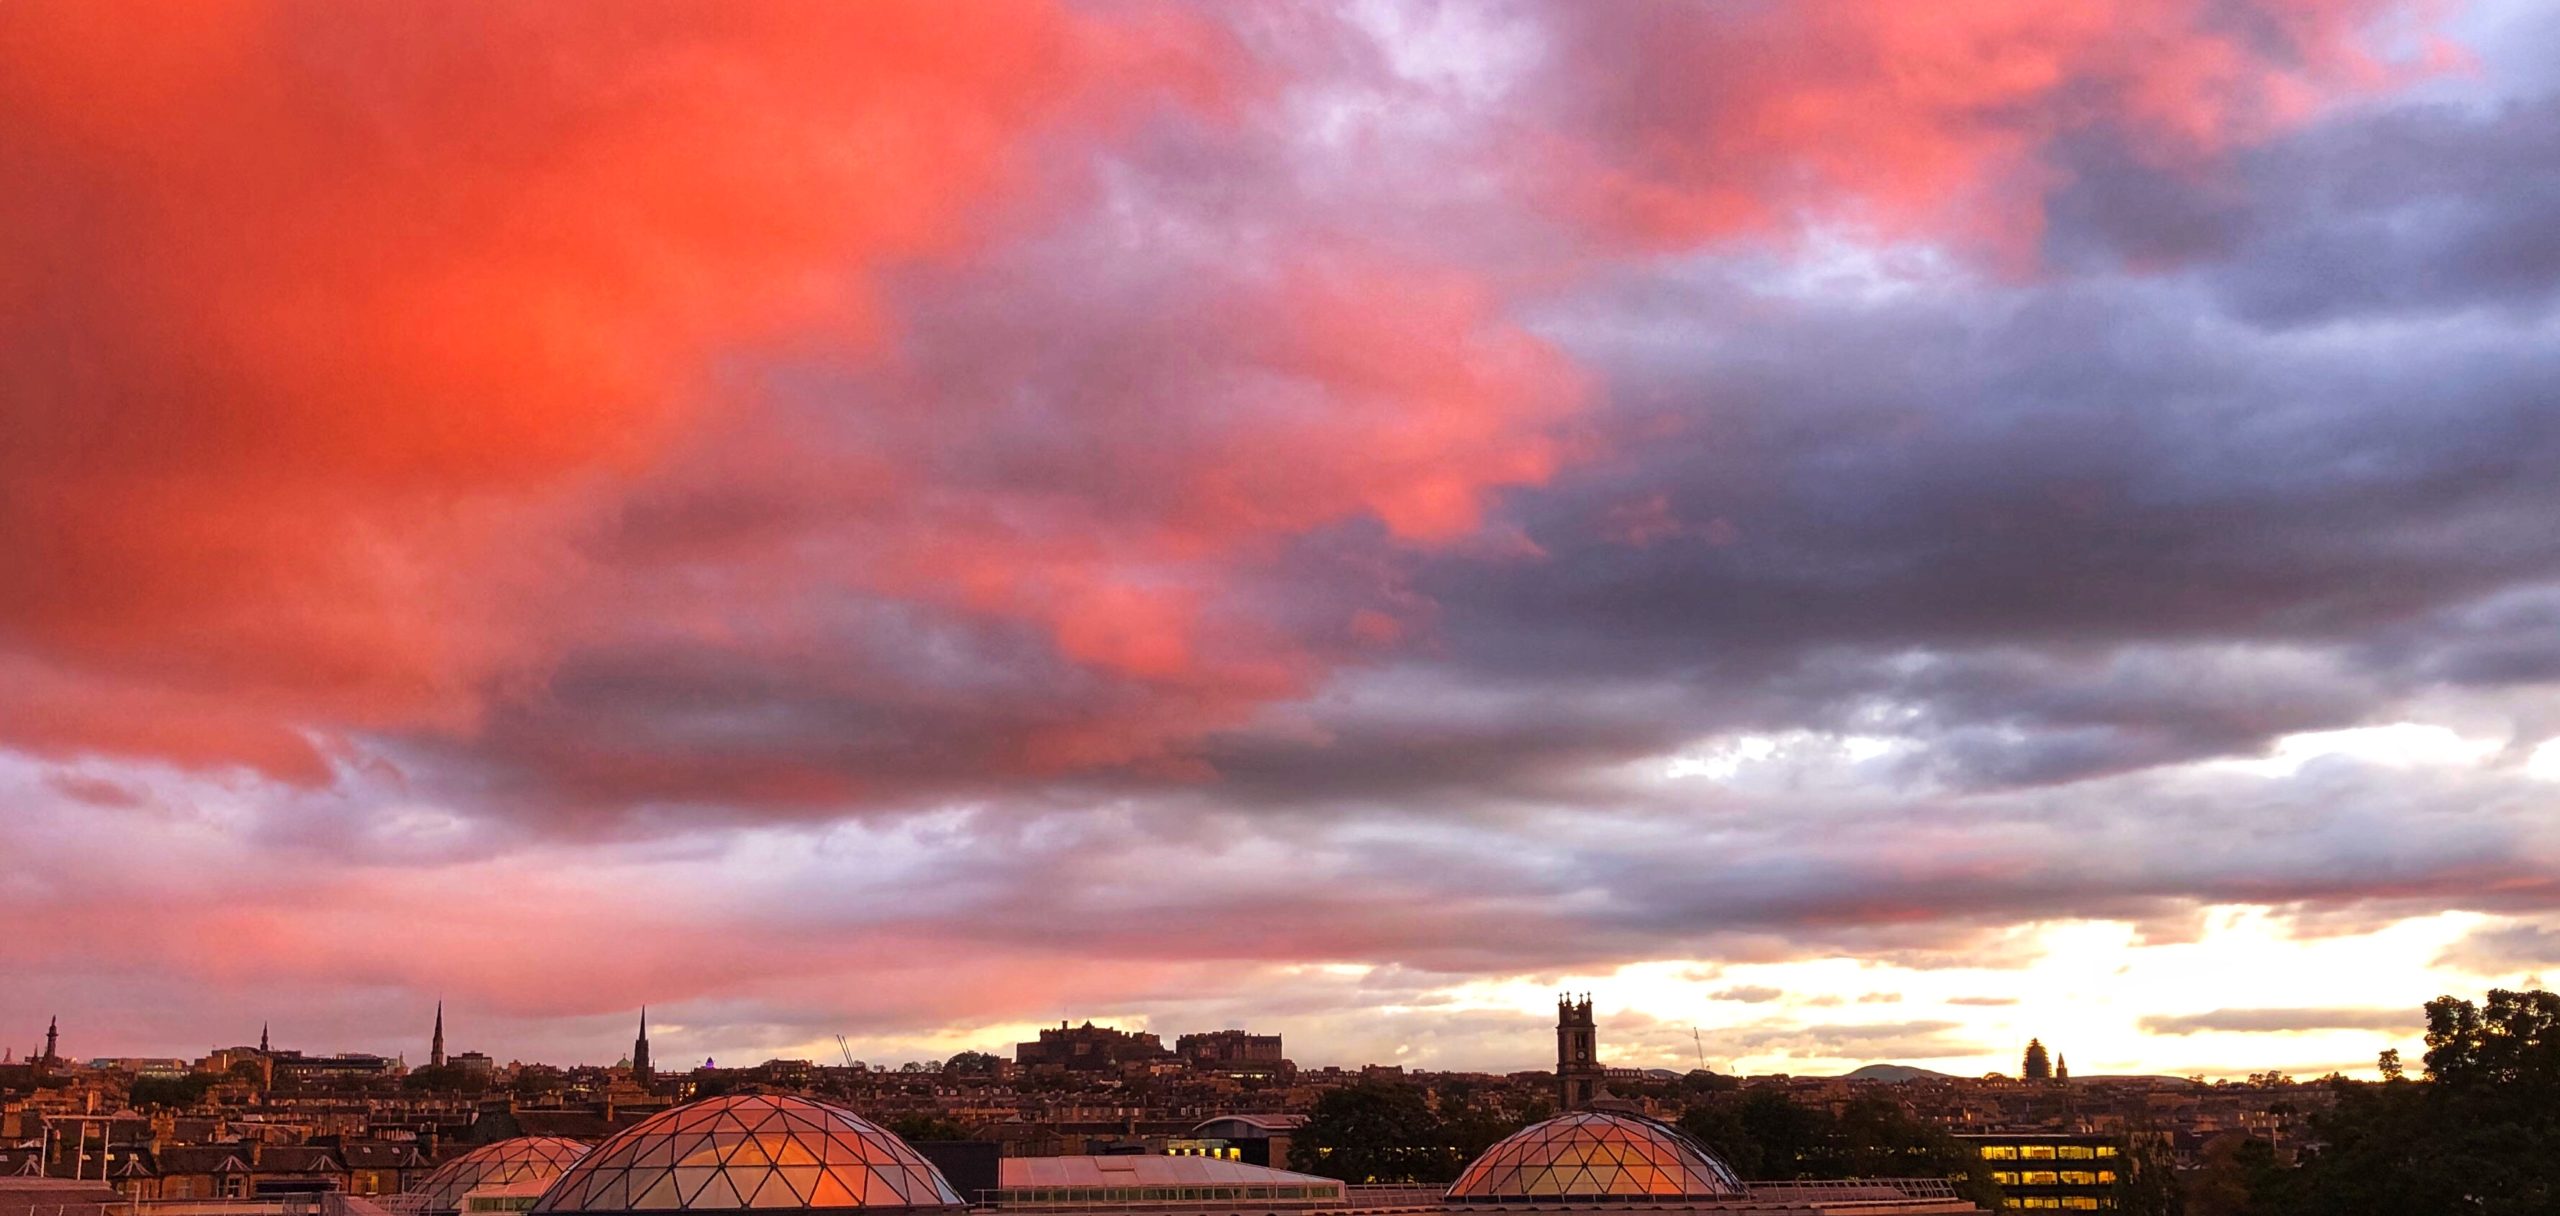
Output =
[
  {"x1": 1691, "y1": 1027, "x2": 1708, "y2": 1073},
  {"x1": 835, "y1": 1034, "x2": 859, "y2": 1071}
]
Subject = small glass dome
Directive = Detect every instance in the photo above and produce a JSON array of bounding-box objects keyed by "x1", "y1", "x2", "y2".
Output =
[
  {"x1": 529, "y1": 1094, "x2": 965, "y2": 1215},
  {"x1": 1446, "y1": 1111, "x2": 1747, "y2": 1203},
  {"x1": 399, "y1": 1137, "x2": 592, "y2": 1215}
]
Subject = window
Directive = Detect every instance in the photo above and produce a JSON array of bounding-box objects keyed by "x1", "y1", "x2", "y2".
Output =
[
  {"x1": 2096, "y1": 1145, "x2": 2120, "y2": 1158},
  {"x1": 2021, "y1": 1145, "x2": 2057, "y2": 1160},
  {"x1": 2058, "y1": 1146, "x2": 2095, "y2": 1160},
  {"x1": 1981, "y1": 1146, "x2": 2019, "y2": 1160}
]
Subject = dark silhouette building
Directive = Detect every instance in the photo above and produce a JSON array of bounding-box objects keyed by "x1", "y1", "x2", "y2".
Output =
[
  {"x1": 430, "y1": 1002, "x2": 446, "y2": 1069},
  {"x1": 1016, "y1": 1022, "x2": 1168, "y2": 1072},
  {"x1": 632, "y1": 1008, "x2": 652, "y2": 1083},
  {"x1": 1174, "y1": 1030, "x2": 1283, "y2": 1067},
  {"x1": 1556, "y1": 995, "x2": 1602, "y2": 1111}
]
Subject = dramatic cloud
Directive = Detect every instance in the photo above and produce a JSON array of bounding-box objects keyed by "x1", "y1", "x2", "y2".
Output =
[{"x1": 3, "y1": 0, "x2": 2551, "y2": 1076}]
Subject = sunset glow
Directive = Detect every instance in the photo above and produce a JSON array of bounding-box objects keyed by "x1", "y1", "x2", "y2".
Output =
[{"x1": 6, "y1": 0, "x2": 2557, "y2": 1088}]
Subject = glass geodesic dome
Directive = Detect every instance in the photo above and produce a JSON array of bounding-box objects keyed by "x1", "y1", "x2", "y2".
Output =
[
  {"x1": 1445, "y1": 1111, "x2": 1747, "y2": 1203},
  {"x1": 399, "y1": 1138, "x2": 592, "y2": 1215},
  {"x1": 528, "y1": 1094, "x2": 964, "y2": 1215}
]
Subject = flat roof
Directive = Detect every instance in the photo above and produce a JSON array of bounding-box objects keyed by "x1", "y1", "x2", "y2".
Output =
[{"x1": 999, "y1": 1158, "x2": 1342, "y2": 1191}]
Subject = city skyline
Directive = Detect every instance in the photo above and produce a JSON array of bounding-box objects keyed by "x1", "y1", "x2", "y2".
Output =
[
  {"x1": 8, "y1": 1, "x2": 2560, "y2": 1090},
  {"x1": 8, "y1": 969, "x2": 2430, "y2": 1082}
]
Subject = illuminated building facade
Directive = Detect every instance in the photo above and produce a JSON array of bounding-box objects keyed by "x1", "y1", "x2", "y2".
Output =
[{"x1": 1954, "y1": 1134, "x2": 2119, "y2": 1211}]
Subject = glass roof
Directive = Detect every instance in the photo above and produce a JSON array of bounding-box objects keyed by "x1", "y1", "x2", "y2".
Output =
[
  {"x1": 1445, "y1": 1111, "x2": 1746, "y2": 1204},
  {"x1": 399, "y1": 1137, "x2": 592, "y2": 1215},
  {"x1": 529, "y1": 1094, "x2": 965, "y2": 1214}
]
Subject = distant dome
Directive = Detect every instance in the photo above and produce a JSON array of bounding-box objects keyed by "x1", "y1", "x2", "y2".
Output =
[
  {"x1": 529, "y1": 1094, "x2": 965, "y2": 1215},
  {"x1": 402, "y1": 1138, "x2": 591, "y2": 1215},
  {"x1": 1446, "y1": 1111, "x2": 1746, "y2": 1204}
]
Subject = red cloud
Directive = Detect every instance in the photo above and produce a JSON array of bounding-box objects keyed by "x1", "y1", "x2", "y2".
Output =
[
  {"x1": 1527, "y1": 0, "x2": 2428, "y2": 264},
  {"x1": 0, "y1": 2, "x2": 1237, "y2": 778}
]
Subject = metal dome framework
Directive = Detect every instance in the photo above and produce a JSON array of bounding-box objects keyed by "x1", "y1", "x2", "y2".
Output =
[
  {"x1": 529, "y1": 1094, "x2": 964, "y2": 1215},
  {"x1": 1445, "y1": 1111, "x2": 1747, "y2": 1204},
  {"x1": 398, "y1": 1137, "x2": 592, "y2": 1216}
]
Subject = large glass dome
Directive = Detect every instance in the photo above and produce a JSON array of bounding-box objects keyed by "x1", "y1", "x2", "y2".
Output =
[
  {"x1": 398, "y1": 1138, "x2": 592, "y2": 1215},
  {"x1": 1446, "y1": 1111, "x2": 1747, "y2": 1204},
  {"x1": 529, "y1": 1094, "x2": 965, "y2": 1215}
]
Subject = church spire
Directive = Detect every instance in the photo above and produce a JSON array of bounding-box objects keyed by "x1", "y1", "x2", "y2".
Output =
[
  {"x1": 632, "y1": 1007, "x2": 653, "y2": 1083},
  {"x1": 430, "y1": 1001, "x2": 446, "y2": 1068},
  {"x1": 42, "y1": 1016, "x2": 58, "y2": 1065},
  {"x1": 260, "y1": 1022, "x2": 270, "y2": 1053}
]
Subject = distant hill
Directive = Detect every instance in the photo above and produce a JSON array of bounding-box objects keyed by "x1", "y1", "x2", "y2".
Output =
[{"x1": 1840, "y1": 1063, "x2": 1956, "y2": 1082}]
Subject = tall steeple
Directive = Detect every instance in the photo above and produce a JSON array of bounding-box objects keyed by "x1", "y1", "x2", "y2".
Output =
[
  {"x1": 430, "y1": 1001, "x2": 447, "y2": 1069},
  {"x1": 42, "y1": 1016, "x2": 58, "y2": 1065},
  {"x1": 259, "y1": 1022, "x2": 270, "y2": 1053},
  {"x1": 1556, "y1": 994, "x2": 1602, "y2": 1111},
  {"x1": 632, "y1": 1007, "x2": 652, "y2": 1083}
]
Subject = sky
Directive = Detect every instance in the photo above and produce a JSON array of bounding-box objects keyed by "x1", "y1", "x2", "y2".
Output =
[{"x1": 4, "y1": 0, "x2": 2559, "y2": 1082}]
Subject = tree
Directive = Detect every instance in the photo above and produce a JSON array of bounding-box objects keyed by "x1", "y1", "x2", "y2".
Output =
[
  {"x1": 883, "y1": 1114, "x2": 975, "y2": 1142},
  {"x1": 2188, "y1": 1136, "x2": 2290, "y2": 1216},
  {"x1": 1290, "y1": 1082, "x2": 1464, "y2": 1184},
  {"x1": 1432, "y1": 1086, "x2": 1530, "y2": 1166},
  {"x1": 1678, "y1": 1089, "x2": 2001, "y2": 1210},
  {"x1": 2110, "y1": 1131, "x2": 2184, "y2": 1216},
  {"x1": 129, "y1": 1073, "x2": 216, "y2": 1109},
  {"x1": 2259, "y1": 988, "x2": 2560, "y2": 1216},
  {"x1": 2375, "y1": 1049, "x2": 2403, "y2": 1082},
  {"x1": 943, "y1": 1051, "x2": 1002, "y2": 1076},
  {"x1": 2022, "y1": 1039, "x2": 2052, "y2": 1082},
  {"x1": 512, "y1": 1065, "x2": 566, "y2": 1098},
  {"x1": 402, "y1": 1063, "x2": 478, "y2": 1094}
]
